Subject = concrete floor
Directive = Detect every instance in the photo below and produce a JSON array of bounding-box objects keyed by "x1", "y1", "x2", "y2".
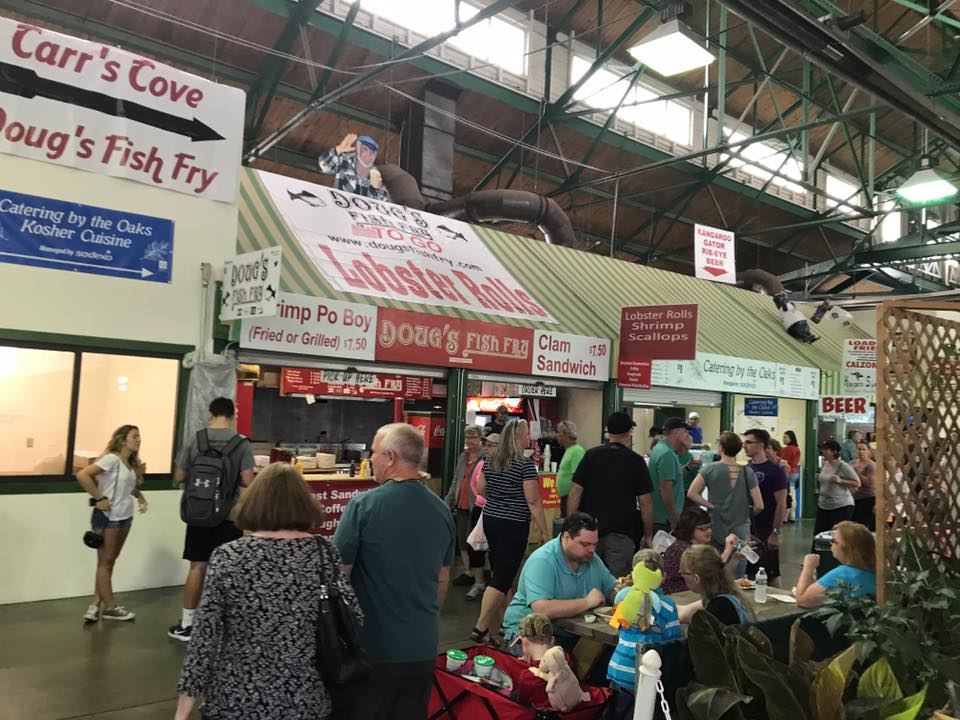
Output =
[{"x1": 0, "y1": 521, "x2": 813, "y2": 720}]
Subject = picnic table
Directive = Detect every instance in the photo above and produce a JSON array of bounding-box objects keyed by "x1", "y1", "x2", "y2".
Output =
[{"x1": 558, "y1": 588, "x2": 806, "y2": 646}]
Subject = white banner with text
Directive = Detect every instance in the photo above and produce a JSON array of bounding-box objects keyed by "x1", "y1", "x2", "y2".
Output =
[
  {"x1": 0, "y1": 18, "x2": 244, "y2": 201},
  {"x1": 239, "y1": 291, "x2": 376, "y2": 361},
  {"x1": 258, "y1": 170, "x2": 556, "y2": 323}
]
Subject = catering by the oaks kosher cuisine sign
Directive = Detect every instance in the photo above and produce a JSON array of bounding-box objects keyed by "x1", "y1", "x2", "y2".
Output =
[
  {"x1": 257, "y1": 170, "x2": 556, "y2": 323},
  {"x1": 0, "y1": 19, "x2": 244, "y2": 201}
]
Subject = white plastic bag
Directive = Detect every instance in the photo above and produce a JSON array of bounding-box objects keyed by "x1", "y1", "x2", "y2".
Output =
[
  {"x1": 467, "y1": 512, "x2": 488, "y2": 551},
  {"x1": 652, "y1": 529, "x2": 676, "y2": 554}
]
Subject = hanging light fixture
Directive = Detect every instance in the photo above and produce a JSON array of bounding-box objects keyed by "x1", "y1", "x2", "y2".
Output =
[
  {"x1": 895, "y1": 157, "x2": 958, "y2": 205},
  {"x1": 896, "y1": 129, "x2": 958, "y2": 205},
  {"x1": 628, "y1": 1, "x2": 715, "y2": 77}
]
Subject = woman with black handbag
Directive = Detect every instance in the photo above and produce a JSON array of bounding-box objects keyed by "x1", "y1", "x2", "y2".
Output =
[{"x1": 175, "y1": 462, "x2": 363, "y2": 720}]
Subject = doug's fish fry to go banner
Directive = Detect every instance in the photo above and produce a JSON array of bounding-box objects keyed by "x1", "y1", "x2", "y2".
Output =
[{"x1": 257, "y1": 170, "x2": 556, "y2": 323}]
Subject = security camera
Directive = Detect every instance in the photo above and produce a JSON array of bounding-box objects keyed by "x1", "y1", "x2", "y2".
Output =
[{"x1": 830, "y1": 307, "x2": 854, "y2": 326}]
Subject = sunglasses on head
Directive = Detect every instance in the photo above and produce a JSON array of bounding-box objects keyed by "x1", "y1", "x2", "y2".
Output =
[{"x1": 564, "y1": 517, "x2": 598, "y2": 533}]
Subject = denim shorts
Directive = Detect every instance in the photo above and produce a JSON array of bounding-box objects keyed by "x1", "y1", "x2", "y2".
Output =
[{"x1": 91, "y1": 509, "x2": 133, "y2": 530}]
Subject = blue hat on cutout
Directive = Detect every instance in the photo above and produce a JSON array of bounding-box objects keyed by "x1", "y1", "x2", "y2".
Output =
[{"x1": 357, "y1": 135, "x2": 379, "y2": 152}]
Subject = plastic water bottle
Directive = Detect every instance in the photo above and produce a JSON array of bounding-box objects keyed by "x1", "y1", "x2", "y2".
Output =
[
  {"x1": 735, "y1": 539, "x2": 760, "y2": 565},
  {"x1": 542, "y1": 443, "x2": 551, "y2": 472},
  {"x1": 755, "y1": 567, "x2": 768, "y2": 604}
]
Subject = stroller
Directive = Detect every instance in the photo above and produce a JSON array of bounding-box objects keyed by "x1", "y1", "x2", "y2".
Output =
[{"x1": 429, "y1": 645, "x2": 610, "y2": 720}]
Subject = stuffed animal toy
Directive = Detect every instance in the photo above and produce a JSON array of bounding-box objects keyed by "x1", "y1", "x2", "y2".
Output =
[
  {"x1": 610, "y1": 562, "x2": 663, "y2": 630},
  {"x1": 528, "y1": 646, "x2": 590, "y2": 711}
]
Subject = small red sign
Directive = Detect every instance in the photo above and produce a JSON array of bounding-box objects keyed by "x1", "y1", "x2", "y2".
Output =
[
  {"x1": 407, "y1": 414, "x2": 446, "y2": 449},
  {"x1": 279, "y1": 367, "x2": 433, "y2": 399},
  {"x1": 307, "y1": 479, "x2": 378, "y2": 536},
  {"x1": 619, "y1": 304, "x2": 698, "y2": 362},
  {"x1": 235, "y1": 382, "x2": 254, "y2": 437},
  {"x1": 820, "y1": 396, "x2": 869, "y2": 416},
  {"x1": 618, "y1": 357, "x2": 652, "y2": 389},
  {"x1": 539, "y1": 473, "x2": 560, "y2": 509},
  {"x1": 375, "y1": 307, "x2": 534, "y2": 374}
]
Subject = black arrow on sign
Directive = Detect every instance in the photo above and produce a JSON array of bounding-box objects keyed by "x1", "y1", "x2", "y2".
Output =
[{"x1": 0, "y1": 62, "x2": 223, "y2": 142}]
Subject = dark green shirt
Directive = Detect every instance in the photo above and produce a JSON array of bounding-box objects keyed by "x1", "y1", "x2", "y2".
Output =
[
  {"x1": 334, "y1": 479, "x2": 455, "y2": 663},
  {"x1": 650, "y1": 441, "x2": 684, "y2": 524}
]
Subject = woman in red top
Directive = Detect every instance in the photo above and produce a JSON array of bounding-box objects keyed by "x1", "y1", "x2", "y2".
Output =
[{"x1": 781, "y1": 431, "x2": 802, "y2": 523}]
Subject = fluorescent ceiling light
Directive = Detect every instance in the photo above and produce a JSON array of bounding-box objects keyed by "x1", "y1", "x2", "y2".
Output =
[
  {"x1": 628, "y1": 19, "x2": 715, "y2": 76},
  {"x1": 895, "y1": 161, "x2": 958, "y2": 204}
]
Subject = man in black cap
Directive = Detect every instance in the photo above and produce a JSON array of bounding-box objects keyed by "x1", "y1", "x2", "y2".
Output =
[{"x1": 566, "y1": 412, "x2": 654, "y2": 576}]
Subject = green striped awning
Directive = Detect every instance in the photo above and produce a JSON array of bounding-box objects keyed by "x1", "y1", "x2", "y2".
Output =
[
  {"x1": 497, "y1": 234, "x2": 850, "y2": 371},
  {"x1": 236, "y1": 168, "x2": 871, "y2": 376},
  {"x1": 237, "y1": 170, "x2": 600, "y2": 338}
]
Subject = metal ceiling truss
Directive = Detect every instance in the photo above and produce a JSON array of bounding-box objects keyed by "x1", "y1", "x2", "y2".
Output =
[
  {"x1": 16, "y1": 0, "x2": 952, "y2": 283},
  {"x1": 244, "y1": 0, "x2": 325, "y2": 143}
]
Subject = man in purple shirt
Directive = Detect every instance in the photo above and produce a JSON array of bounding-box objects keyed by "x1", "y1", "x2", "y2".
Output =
[{"x1": 743, "y1": 428, "x2": 788, "y2": 588}]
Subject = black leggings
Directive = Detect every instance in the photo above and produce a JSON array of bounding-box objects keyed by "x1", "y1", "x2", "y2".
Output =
[
  {"x1": 852, "y1": 496, "x2": 876, "y2": 531},
  {"x1": 812, "y1": 505, "x2": 854, "y2": 550},
  {"x1": 483, "y1": 514, "x2": 530, "y2": 593}
]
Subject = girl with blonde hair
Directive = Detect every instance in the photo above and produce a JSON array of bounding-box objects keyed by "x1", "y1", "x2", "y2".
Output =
[
  {"x1": 75, "y1": 424, "x2": 148, "y2": 623},
  {"x1": 471, "y1": 419, "x2": 549, "y2": 643},
  {"x1": 676, "y1": 544, "x2": 751, "y2": 625}
]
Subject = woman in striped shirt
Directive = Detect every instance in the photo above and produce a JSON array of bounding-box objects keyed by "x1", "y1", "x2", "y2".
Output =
[{"x1": 470, "y1": 419, "x2": 549, "y2": 643}]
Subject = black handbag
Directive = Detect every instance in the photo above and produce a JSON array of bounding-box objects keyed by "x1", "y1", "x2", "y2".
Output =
[{"x1": 314, "y1": 538, "x2": 371, "y2": 685}]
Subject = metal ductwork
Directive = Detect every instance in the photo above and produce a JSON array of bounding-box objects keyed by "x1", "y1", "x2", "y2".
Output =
[
  {"x1": 428, "y1": 190, "x2": 577, "y2": 247},
  {"x1": 379, "y1": 164, "x2": 426, "y2": 209}
]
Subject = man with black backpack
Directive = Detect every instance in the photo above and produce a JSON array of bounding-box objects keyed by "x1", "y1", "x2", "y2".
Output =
[{"x1": 169, "y1": 397, "x2": 254, "y2": 642}]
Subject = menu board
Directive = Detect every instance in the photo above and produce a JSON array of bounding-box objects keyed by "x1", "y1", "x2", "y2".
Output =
[{"x1": 280, "y1": 368, "x2": 433, "y2": 399}]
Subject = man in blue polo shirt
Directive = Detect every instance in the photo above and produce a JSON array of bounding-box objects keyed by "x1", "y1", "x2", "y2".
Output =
[{"x1": 503, "y1": 512, "x2": 617, "y2": 650}]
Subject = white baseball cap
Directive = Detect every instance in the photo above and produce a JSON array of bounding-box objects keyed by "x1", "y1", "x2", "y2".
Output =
[{"x1": 688, "y1": 412, "x2": 700, "y2": 419}]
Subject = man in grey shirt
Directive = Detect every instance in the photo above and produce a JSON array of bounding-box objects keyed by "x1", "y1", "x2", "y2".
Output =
[{"x1": 169, "y1": 397, "x2": 255, "y2": 642}]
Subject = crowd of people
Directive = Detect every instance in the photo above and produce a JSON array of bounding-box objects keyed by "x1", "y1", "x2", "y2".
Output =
[{"x1": 75, "y1": 400, "x2": 883, "y2": 719}]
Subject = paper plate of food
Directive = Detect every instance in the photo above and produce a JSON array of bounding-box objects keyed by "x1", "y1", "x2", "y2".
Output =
[
  {"x1": 594, "y1": 606, "x2": 615, "y2": 618},
  {"x1": 737, "y1": 578, "x2": 756, "y2": 590}
]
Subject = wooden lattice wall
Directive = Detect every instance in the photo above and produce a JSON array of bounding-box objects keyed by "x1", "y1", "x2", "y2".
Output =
[{"x1": 876, "y1": 300, "x2": 960, "y2": 603}]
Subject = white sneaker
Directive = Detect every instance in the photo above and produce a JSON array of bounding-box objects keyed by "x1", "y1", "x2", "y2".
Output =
[
  {"x1": 83, "y1": 604, "x2": 99, "y2": 624},
  {"x1": 100, "y1": 606, "x2": 136, "y2": 621},
  {"x1": 465, "y1": 583, "x2": 486, "y2": 601}
]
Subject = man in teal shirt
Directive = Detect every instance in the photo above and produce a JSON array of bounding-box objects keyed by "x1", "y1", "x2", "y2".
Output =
[
  {"x1": 334, "y1": 423, "x2": 456, "y2": 720},
  {"x1": 556, "y1": 420, "x2": 585, "y2": 516},
  {"x1": 503, "y1": 512, "x2": 617, "y2": 650},
  {"x1": 649, "y1": 417, "x2": 690, "y2": 532}
]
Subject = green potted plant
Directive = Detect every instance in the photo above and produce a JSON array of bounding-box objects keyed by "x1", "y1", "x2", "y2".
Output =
[
  {"x1": 676, "y1": 610, "x2": 927, "y2": 720},
  {"x1": 808, "y1": 533, "x2": 960, "y2": 716}
]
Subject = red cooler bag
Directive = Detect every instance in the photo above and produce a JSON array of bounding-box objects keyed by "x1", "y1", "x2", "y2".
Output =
[{"x1": 429, "y1": 646, "x2": 610, "y2": 720}]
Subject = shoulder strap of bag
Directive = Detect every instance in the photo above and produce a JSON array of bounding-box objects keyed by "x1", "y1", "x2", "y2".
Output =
[
  {"x1": 221, "y1": 434, "x2": 245, "y2": 462},
  {"x1": 196, "y1": 429, "x2": 211, "y2": 455}
]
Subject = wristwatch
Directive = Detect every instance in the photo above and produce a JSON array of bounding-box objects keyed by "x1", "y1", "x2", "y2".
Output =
[{"x1": 770, "y1": 528, "x2": 781, "y2": 535}]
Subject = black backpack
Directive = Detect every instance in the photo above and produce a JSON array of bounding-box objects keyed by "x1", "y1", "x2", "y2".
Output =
[{"x1": 180, "y1": 430, "x2": 246, "y2": 527}]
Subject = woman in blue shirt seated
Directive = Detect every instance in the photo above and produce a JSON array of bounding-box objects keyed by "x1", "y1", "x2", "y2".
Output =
[{"x1": 796, "y1": 520, "x2": 876, "y2": 608}]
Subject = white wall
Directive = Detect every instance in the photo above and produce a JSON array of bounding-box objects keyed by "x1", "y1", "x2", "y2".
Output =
[
  {"x1": 0, "y1": 154, "x2": 238, "y2": 604},
  {"x1": 0, "y1": 153, "x2": 236, "y2": 346},
  {"x1": 733, "y1": 395, "x2": 808, "y2": 466},
  {"x1": 0, "y1": 491, "x2": 186, "y2": 605},
  {"x1": 560, "y1": 388, "x2": 603, "y2": 449}
]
